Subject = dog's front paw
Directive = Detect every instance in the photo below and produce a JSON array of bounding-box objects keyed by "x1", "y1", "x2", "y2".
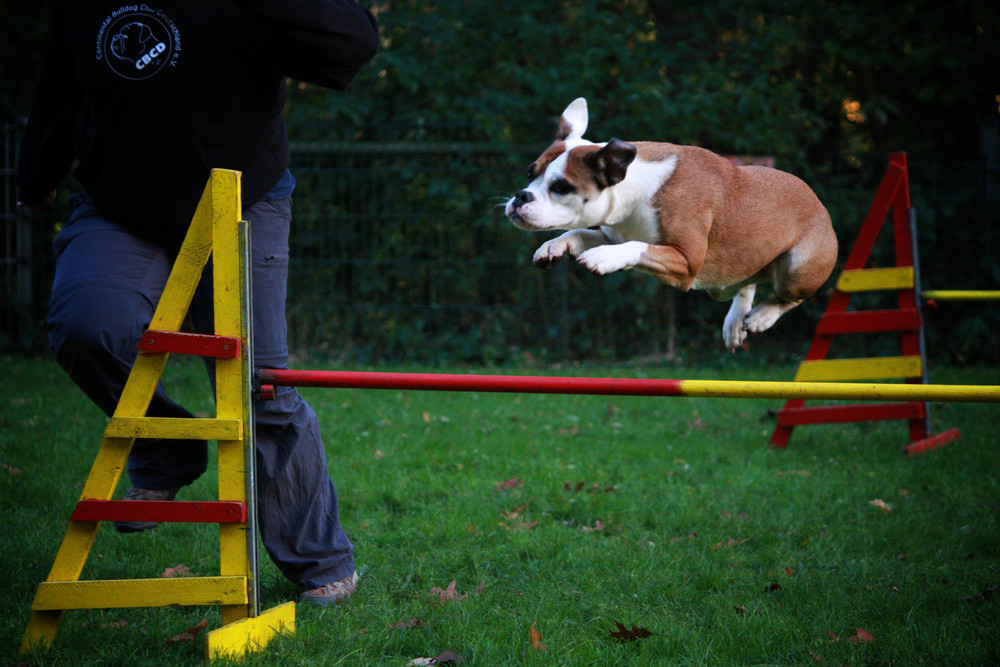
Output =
[
  {"x1": 577, "y1": 243, "x2": 643, "y2": 275},
  {"x1": 533, "y1": 238, "x2": 574, "y2": 268}
]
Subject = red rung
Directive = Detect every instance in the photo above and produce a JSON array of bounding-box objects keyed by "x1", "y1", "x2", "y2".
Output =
[
  {"x1": 776, "y1": 402, "x2": 925, "y2": 426},
  {"x1": 71, "y1": 499, "x2": 246, "y2": 523},
  {"x1": 137, "y1": 330, "x2": 240, "y2": 358},
  {"x1": 903, "y1": 427, "x2": 961, "y2": 456},
  {"x1": 816, "y1": 309, "x2": 921, "y2": 335}
]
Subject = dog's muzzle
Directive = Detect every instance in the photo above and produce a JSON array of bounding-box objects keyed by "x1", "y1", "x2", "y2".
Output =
[{"x1": 507, "y1": 190, "x2": 536, "y2": 228}]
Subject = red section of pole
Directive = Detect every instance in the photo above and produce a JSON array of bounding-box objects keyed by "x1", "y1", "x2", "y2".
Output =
[{"x1": 257, "y1": 369, "x2": 687, "y2": 397}]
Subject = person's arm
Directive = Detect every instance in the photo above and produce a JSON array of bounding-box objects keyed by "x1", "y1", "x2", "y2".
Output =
[
  {"x1": 237, "y1": 0, "x2": 379, "y2": 89},
  {"x1": 16, "y1": 2, "x2": 79, "y2": 209}
]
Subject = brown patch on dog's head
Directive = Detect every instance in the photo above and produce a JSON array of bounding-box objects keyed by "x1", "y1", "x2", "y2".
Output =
[
  {"x1": 527, "y1": 141, "x2": 567, "y2": 181},
  {"x1": 561, "y1": 139, "x2": 638, "y2": 191}
]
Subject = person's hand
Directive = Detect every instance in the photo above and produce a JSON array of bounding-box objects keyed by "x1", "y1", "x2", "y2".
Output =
[{"x1": 16, "y1": 189, "x2": 57, "y2": 211}]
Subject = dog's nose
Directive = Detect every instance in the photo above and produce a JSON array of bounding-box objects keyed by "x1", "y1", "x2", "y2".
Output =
[{"x1": 513, "y1": 190, "x2": 535, "y2": 208}]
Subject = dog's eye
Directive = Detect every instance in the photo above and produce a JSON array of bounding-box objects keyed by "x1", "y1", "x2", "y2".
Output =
[{"x1": 549, "y1": 179, "x2": 576, "y2": 196}]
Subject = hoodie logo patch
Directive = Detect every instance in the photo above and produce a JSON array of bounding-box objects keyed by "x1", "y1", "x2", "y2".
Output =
[{"x1": 97, "y1": 6, "x2": 180, "y2": 80}]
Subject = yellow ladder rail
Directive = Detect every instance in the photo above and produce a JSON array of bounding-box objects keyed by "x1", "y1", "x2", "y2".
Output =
[{"x1": 20, "y1": 170, "x2": 294, "y2": 661}]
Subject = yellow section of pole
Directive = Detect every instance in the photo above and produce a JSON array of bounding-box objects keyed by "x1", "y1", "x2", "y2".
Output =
[
  {"x1": 677, "y1": 379, "x2": 1000, "y2": 403},
  {"x1": 922, "y1": 290, "x2": 1000, "y2": 301}
]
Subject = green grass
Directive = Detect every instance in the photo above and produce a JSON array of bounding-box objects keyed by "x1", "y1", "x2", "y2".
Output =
[{"x1": 2, "y1": 355, "x2": 999, "y2": 665}]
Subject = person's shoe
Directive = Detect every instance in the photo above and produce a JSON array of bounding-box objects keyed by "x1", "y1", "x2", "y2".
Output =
[
  {"x1": 114, "y1": 487, "x2": 179, "y2": 533},
  {"x1": 299, "y1": 571, "x2": 359, "y2": 606}
]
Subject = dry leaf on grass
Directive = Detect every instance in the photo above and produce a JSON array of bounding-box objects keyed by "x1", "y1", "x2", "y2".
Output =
[
  {"x1": 388, "y1": 618, "x2": 425, "y2": 630},
  {"x1": 869, "y1": 499, "x2": 894, "y2": 512},
  {"x1": 850, "y1": 627, "x2": 875, "y2": 643},
  {"x1": 159, "y1": 564, "x2": 191, "y2": 578},
  {"x1": 529, "y1": 622, "x2": 548, "y2": 651},
  {"x1": 494, "y1": 478, "x2": 523, "y2": 491},
  {"x1": 429, "y1": 580, "x2": 485, "y2": 603},
  {"x1": 166, "y1": 619, "x2": 208, "y2": 644},
  {"x1": 609, "y1": 621, "x2": 654, "y2": 643},
  {"x1": 828, "y1": 627, "x2": 875, "y2": 644},
  {"x1": 1, "y1": 461, "x2": 22, "y2": 475}
]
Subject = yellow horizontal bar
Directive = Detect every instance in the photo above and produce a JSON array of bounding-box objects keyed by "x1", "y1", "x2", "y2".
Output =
[
  {"x1": 837, "y1": 267, "x2": 914, "y2": 292},
  {"x1": 922, "y1": 290, "x2": 1000, "y2": 301},
  {"x1": 207, "y1": 602, "x2": 296, "y2": 661},
  {"x1": 33, "y1": 577, "x2": 248, "y2": 610},
  {"x1": 676, "y1": 379, "x2": 1000, "y2": 403},
  {"x1": 105, "y1": 417, "x2": 242, "y2": 440},
  {"x1": 794, "y1": 356, "x2": 922, "y2": 382}
]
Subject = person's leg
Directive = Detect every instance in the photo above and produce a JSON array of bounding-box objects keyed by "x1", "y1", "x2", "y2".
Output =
[
  {"x1": 190, "y1": 195, "x2": 355, "y2": 592},
  {"x1": 47, "y1": 195, "x2": 208, "y2": 492}
]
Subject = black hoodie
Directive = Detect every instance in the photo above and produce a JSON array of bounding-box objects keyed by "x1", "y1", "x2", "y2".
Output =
[{"x1": 17, "y1": 0, "x2": 378, "y2": 242}]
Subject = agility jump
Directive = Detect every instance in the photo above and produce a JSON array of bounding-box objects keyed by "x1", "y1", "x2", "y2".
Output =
[
  {"x1": 22, "y1": 158, "x2": 997, "y2": 661},
  {"x1": 257, "y1": 368, "x2": 1000, "y2": 404}
]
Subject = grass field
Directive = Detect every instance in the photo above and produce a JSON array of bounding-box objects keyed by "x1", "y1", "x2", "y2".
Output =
[{"x1": 2, "y1": 355, "x2": 998, "y2": 665}]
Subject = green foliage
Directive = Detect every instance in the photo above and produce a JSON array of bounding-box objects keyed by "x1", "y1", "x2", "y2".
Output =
[{"x1": 286, "y1": 0, "x2": 999, "y2": 156}]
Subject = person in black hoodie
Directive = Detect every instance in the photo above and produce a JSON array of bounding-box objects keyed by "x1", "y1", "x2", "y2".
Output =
[{"x1": 17, "y1": 0, "x2": 379, "y2": 606}]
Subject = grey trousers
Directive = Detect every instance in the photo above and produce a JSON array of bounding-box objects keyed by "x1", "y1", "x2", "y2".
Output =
[{"x1": 46, "y1": 193, "x2": 354, "y2": 589}]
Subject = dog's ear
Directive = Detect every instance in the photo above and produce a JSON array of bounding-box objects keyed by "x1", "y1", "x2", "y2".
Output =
[
  {"x1": 556, "y1": 98, "x2": 589, "y2": 141},
  {"x1": 585, "y1": 138, "x2": 637, "y2": 189}
]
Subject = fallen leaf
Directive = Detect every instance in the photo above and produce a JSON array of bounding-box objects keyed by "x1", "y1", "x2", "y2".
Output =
[
  {"x1": 609, "y1": 621, "x2": 654, "y2": 643},
  {"x1": 373, "y1": 449, "x2": 386, "y2": 459},
  {"x1": 581, "y1": 520, "x2": 605, "y2": 532},
  {"x1": 1, "y1": 461, "x2": 22, "y2": 475},
  {"x1": 869, "y1": 499, "x2": 893, "y2": 512},
  {"x1": 734, "y1": 605, "x2": 747, "y2": 615},
  {"x1": 159, "y1": 564, "x2": 191, "y2": 578},
  {"x1": 502, "y1": 504, "x2": 527, "y2": 520},
  {"x1": 388, "y1": 618, "x2": 425, "y2": 629},
  {"x1": 529, "y1": 622, "x2": 548, "y2": 651},
  {"x1": 422, "y1": 411, "x2": 431, "y2": 423},
  {"x1": 807, "y1": 649, "x2": 825, "y2": 663},
  {"x1": 764, "y1": 583, "x2": 783, "y2": 593},
  {"x1": 669, "y1": 532, "x2": 697, "y2": 543},
  {"x1": 430, "y1": 580, "x2": 465, "y2": 602},
  {"x1": 429, "y1": 580, "x2": 485, "y2": 603},
  {"x1": 849, "y1": 627, "x2": 875, "y2": 643},
  {"x1": 167, "y1": 619, "x2": 208, "y2": 644},
  {"x1": 785, "y1": 567, "x2": 795, "y2": 576},
  {"x1": 494, "y1": 478, "x2": 524, "y2": 492},
  {"x1": 558, "y1": 425, "x2": 580, "y2": 436}
]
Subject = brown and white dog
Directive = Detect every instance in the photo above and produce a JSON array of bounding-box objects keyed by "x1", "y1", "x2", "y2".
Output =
[{"x1": 505, "y1": 98, "x2": 838, "y2": 351}]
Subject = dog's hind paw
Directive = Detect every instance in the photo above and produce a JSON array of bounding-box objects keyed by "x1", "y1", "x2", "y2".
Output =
[
  {"x1": 723, "y1": 323, "x2": 748, "y2": 351},
  {"x1": 743, "y1": 302, "x2": 785, "y2": 334}
]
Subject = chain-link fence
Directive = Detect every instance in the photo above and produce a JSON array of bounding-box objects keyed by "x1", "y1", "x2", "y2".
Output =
[{"x1": 4, "y1": 121, "x2": 997, "y2": 364}]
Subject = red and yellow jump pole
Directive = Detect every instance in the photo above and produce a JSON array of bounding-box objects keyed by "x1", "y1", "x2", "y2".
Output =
[{"x1": 257, "y1": 369, "x2": 1000, "y2": 404}]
